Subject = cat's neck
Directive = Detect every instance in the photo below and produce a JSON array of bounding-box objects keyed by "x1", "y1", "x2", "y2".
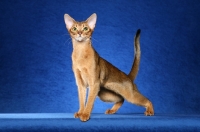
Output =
[{"x1": 71, "y1": 38, "x2": 96, "y2": 61}]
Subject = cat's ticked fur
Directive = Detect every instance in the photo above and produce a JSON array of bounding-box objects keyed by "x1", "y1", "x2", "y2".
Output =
[{"x1": 64, "y1": 13, "x2": 154, "y2": 122}]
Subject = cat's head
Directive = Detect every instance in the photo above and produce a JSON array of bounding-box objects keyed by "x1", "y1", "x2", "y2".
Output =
[{"x1": 64, "y1": 13, "x2": 97, "y2": 42}]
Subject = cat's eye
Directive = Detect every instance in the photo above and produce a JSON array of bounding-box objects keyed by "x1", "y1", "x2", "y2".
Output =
[
  {"x1": 83, "y1": 27, "x2": 88, "y2": 31},
  {"x1": 72, "y1": 27, "x2": 77, "y2": 31}
]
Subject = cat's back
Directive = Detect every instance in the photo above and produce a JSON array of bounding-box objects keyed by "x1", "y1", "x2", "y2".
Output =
[{"x1": 99, "y1": 57, "x2": 128, "y2": 80}]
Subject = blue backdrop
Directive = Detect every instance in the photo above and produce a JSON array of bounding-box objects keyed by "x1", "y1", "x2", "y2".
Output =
[{"x1": 0, "y1": 0, "x2": 200, "y2": 114}]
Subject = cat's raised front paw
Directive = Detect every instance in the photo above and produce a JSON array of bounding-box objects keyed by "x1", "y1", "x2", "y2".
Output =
[
  {"x1": 105, "y1": 109, "x2": 116, "y2": 114},
  {"x1": 80, "y1": 113, "x2": 90, "y2": 122}
]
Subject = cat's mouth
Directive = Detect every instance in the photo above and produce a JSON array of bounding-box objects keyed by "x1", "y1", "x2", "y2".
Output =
[
  {"x1": 75, "y1": 36, "x2": 88, "y2": 42},
  {"x1": 76, "y1": 36, "x2": 83, "y2": 42}
]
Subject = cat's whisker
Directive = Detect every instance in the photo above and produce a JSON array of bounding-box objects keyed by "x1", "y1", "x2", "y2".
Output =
[
  {"x1": 91, "y1": 37, "x2": 98, "y2": 42},
  {"x1": 62, "y1": 33, "x2": 70, "y2": 37},
  {"x1": 63, "y1": 37, "x2": 72, "y2": 46},
  {"x1": 61, "y1": 33, "x2": 73, "y2": 46},
  {"x1": 91, "y1": 37, "x2": 100, "y2": 45}
]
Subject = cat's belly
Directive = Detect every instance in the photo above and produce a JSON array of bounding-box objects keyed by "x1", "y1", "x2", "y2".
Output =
[{"x1": 98, "y1": 87, "x2": 123, "y2": 102}]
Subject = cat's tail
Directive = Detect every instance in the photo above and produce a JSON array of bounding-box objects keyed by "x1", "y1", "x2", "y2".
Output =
[{"x1": 128, "y1": 29, "x2": 141, "y2": 81}]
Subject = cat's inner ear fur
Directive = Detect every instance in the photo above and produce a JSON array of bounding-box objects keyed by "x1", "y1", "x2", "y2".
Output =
[
  {"x1": 64, "y1": 14, "x2": 75, "y2": 30},
  {"x1": 86, "y1": 13, "x2": 97, "y2": 30}
]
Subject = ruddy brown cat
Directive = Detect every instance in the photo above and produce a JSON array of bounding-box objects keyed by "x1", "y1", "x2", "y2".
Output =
[{"x1": 64, "y1": 13, "x2": 154, "y2": 122}]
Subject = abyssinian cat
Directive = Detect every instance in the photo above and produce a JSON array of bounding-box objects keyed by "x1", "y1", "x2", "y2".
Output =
[{"x1": 64, "y1": 13, "x2": 154, "y2": 122}]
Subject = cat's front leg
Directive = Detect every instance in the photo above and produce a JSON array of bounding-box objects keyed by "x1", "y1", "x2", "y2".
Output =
[
  {"x1": 73, "y1": 69, "x2": 87, "y2": 118},
  {"x1": 74, "y1": 85, "x2": 86, "y2": 118},
  {"x1": 80, "y1": 82, "x2": 100, "y2": 122}
]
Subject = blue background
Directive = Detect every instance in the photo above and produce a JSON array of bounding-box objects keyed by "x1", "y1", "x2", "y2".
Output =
[{"x1": 0, "y1": 0, "x2": 200, "y2": 114}]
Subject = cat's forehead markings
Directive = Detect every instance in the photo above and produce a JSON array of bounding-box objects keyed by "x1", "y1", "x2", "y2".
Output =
[
  {"x1": 77, "y1": 22, "x2": 84, "y2": 26},
  {"x1": 72, "y1": 23, "x2": 77, "y2": 27}
]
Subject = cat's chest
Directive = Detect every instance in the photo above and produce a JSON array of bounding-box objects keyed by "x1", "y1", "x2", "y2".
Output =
[{"x1": 72, "y1": 48, "x2": 95, "y2": 68}]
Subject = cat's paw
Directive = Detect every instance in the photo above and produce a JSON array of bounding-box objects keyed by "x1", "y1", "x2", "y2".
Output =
[
  {"x1": 74, "y1": 112, "x2": 82, "y2": 118},
  {"x1": 80, "y1": 113, "x2": 90, "y2": 122},
  {"x1": 144, "y1": 110, "x2": 154, "y2": 116},
  {"x1": 144, "y1": 102, "x2": 154, "y2": 116},
  {"x1": 105, "y1": 109, "x2": 116, "y2": 114}
]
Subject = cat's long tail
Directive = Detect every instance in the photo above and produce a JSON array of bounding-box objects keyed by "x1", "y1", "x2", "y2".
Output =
[{"x1": 128, "y1": 29, "x2": 141, "y2": 81}]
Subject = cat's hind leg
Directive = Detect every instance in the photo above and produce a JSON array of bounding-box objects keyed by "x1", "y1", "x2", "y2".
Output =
[
  {"x1": 105, "y1": 99, "x2": 124, "y2": 114},
  {"x1": 98, "y1": 87, "x2": 124, "y2": 114},
  {"x1": 105, "y1": 81, "x2": 154, "y2": 116},
  {"x1": 121, "y1": 84, "x2": 154, "y2": 116}
]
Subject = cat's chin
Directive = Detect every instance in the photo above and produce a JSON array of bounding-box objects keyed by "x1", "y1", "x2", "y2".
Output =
[{"x1": 76, "y1": 37, "x2": 83, "y2": 41}]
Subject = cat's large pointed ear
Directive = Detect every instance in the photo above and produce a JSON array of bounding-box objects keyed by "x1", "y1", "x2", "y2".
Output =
[
  {"x1": 86, "y1": 13, "x2": 97, "y2": 30},
  {"x1": 64, "y1": 14, "x2": 75, "y2": 30}
]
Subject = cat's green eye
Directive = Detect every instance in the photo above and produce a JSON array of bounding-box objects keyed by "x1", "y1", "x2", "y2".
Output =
[
  {"x1": 83, "y1": 27, "x2": 88, "y2": 31},
  {"x1": 72, "y1": 27, "x2": 77, "y2": 31}
]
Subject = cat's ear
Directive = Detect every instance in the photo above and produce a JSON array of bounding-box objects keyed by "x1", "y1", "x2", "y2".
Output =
[
  {"x1": 86, "y1": 13, "x2": 97, "y2": 30},
  {"x1": 64, "y1": 14, "x2": 75, "y2": 30}
]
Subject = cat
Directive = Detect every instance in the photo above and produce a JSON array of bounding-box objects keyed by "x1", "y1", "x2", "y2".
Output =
[{"x1": 64, "y1": 13, "x2": 154, "y2": 122}]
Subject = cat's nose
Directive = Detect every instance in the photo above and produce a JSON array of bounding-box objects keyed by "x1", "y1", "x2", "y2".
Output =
[{"x1": 78, "y1": 31, "x2": 82, "y2": 35}]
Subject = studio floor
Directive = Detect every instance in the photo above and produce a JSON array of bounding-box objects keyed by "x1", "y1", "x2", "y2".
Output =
[{"x1": 0, "y1": 113, "x2": 200, "y2": 131}]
